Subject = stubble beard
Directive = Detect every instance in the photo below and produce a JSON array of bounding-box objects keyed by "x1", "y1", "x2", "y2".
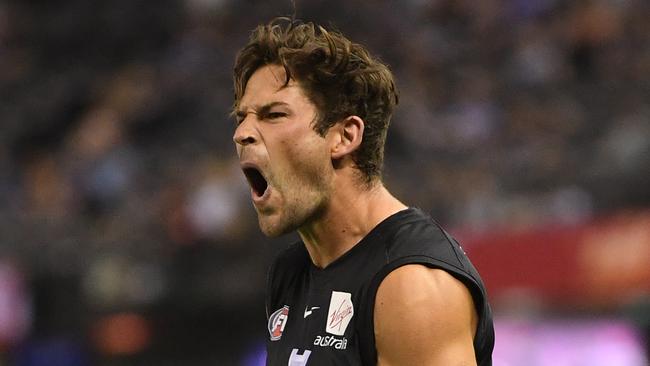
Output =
[
  {"x1": 257, "y1": 194, "x2": 327, "y2": 237},
  {"x1": 257, "y1": 164, "x2": 331, "y2": 238}
]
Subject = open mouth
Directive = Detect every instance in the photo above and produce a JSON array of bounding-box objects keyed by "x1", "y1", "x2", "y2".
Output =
[{"x1": 243, "y1": 167, "x2": 269, "y2": 198}]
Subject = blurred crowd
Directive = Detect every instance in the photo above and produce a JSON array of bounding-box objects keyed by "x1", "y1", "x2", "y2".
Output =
[{"x1": 0, "y1": 0, "x2": 648, "y2": 364}]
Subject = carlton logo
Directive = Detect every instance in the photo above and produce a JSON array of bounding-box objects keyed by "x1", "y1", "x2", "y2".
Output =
[
  {"x1": 326, "y1": 291, "x2": 354, "y2": 336},
  {"x1": 268, "y1": 305, "x2": 289, "y2": 341}
]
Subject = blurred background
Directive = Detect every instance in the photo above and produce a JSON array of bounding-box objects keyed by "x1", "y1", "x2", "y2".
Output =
[{"x1": 0, "y1": 0, "x2": 649, "y2": 365}]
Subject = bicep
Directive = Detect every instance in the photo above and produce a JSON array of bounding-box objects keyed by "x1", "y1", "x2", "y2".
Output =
[{"x1": 374, "y1": 264, "x2": 478, "y2": 366}]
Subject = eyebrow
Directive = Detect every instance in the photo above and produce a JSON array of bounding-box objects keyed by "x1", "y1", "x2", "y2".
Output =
[{"x1": 235, "y1": 101, "x2": 290, "y2": 119}]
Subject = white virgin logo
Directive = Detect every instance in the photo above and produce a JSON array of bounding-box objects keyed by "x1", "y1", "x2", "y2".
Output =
[{"x1": 326, "y1": 291, "x2": 354, "y2": 336}]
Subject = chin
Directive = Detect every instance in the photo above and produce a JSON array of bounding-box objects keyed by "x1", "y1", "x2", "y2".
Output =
[
  {"x1": 258, "y1": 217, "x2": 296, "y2": 238},
  {"x1": 259, "y1": 226, "x2": 284, "y2": 238},
  {"x1": 257, "y1": 198, "x2": 326, "y2": 237}
]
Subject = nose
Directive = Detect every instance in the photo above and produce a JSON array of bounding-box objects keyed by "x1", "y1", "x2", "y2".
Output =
[{"x1": 233, "y1": 117, "x2": 257, "y2": 146}]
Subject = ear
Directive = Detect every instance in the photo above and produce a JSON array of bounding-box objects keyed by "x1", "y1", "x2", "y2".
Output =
[{"x1": 330, "y1": 116, "x2": 364, "y2": 159}]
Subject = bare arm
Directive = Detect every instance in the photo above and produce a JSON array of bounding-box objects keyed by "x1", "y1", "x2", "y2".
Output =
[{"x1": 374, "y1": 264, "x2": 478, "y2": 366}]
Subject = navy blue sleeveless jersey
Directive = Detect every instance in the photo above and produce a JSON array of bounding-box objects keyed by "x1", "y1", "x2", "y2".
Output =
[{"x1": 265, "y1": 208, "x2": 494, "y2": 365}]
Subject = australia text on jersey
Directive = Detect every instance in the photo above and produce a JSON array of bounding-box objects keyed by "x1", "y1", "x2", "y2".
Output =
[
  {"x1": 313, "y1": 335, "x2": 348, "y2": 350},
  {"x1": 310, "y1": 291, "x2": 353, "y2": 350}
]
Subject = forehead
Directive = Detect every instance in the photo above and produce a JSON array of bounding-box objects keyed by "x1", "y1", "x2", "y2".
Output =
[{"x1": 239, "y1": 65, "x2": 309, "y2": 109}]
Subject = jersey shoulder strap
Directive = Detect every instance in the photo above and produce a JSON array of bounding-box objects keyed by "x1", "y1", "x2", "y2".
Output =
[{"x1": 357, "y1": 208, "x2": 494, "y2": 365}]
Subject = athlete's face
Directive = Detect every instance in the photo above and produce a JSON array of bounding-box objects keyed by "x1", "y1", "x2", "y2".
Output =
[{"x1": 233, "y1": 65, "x2": 334, "y2": 237}]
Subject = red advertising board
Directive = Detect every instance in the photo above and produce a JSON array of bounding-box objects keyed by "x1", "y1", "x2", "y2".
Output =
[{"x1": 458, "y1": 211, "x2": 650, "y2": 309}]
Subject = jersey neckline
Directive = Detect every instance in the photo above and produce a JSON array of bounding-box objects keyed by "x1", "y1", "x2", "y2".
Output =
[{"x1": 305, "y1": 207, "x2": 421, "y2": 274}]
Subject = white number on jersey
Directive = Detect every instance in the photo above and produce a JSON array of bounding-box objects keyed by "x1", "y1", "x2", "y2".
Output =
[{"x1": 288, "y1": 348, "x2": 312, "y2": 366}]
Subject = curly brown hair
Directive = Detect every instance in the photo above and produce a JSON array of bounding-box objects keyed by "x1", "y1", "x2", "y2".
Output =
[{"x1": 232, "y1": 18, "x2": 399, "y2": 184}]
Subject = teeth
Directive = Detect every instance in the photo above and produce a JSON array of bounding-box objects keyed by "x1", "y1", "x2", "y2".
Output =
[{"x1": 243, "y1": 167, "x2": 268, "y2": 197}]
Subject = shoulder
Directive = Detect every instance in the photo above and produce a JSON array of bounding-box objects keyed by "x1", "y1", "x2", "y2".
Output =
[
  {"x1": 374, "y1": 264, "x2": 478, "y2": 366},
  {"x1": 383, "y1": 208, "x2": 460, "y2": 263},
  {"x1": 380, "y1": 209, "x2": 486, "y2": 306}
]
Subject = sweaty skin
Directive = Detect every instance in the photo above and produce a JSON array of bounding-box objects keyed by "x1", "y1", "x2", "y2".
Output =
[
  {"x1": 375, "y1": 265, "x2": 479, "y2": 366},
  {"x1": 234, "y1": 64, "x2": 479, "y2": 364},
  {"x1": 233, "y1": 64, "x2": 406, "y2": 267},
  {"x1": 234, "y1": 65, "x2": 334, "y2": 238}
]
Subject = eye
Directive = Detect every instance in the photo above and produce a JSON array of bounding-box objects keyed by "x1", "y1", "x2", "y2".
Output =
[{"x1": 266, "y1": 112, "x2": 287, "y2": 120}]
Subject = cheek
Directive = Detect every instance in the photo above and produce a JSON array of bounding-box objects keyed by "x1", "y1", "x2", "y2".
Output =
[
  {"x1": 275, "y1": 143, "x2": 325, "y2": 187},
  {"x1": 265, "y1": 124, "x2": 331, "y2": 182},
  {"x1": 296, "y1": 146, "x2": 332, "y2": 188},
  {"x1": 274, "y1": 130, "x2": 325, "y2": 163}
]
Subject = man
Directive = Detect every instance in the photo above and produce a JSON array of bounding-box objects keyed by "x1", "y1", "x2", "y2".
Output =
[{"x1": 232, "y1": 19, "x2": 494, "y2": 366}]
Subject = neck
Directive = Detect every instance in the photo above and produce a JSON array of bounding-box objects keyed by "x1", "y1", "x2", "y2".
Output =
[{"x1": 297, "y1": 179, "x2": 407, "y2": 269}]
